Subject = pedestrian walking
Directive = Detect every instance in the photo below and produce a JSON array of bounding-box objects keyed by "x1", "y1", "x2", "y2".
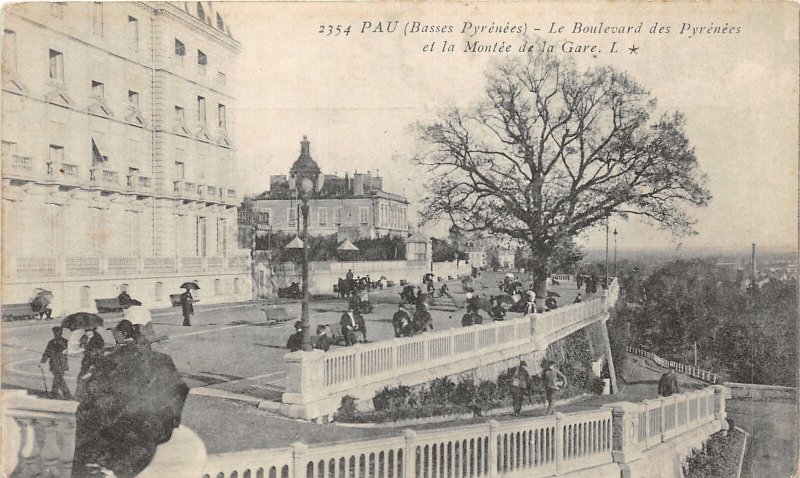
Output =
[
  {"x1": 542, "y1": 360, "x2": 568, "y2": 415},
  {"x1": 39, "y1": 326, "x2": 72, "y2": 399},
  {"x1": 658, "y1": 370, "x2": 681, "y2": 397},
  {"x1": 511, "y1": 361, "x2": 532, "y2": 416},
  {"x1": 180, "y1": 289, "x2": 195, "y2": 326},
  {"x1": 72, "y1": 319, "x2": 189, "y2": 478}
]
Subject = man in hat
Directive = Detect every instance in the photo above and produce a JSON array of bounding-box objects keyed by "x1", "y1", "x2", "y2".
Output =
[
  {"x1": 286, "y1": 321, "x2": 304, "y2": 352},
  {"x1": 179, "y1": 288, "x2": 195, "y2": 326},
  {"x1": 543, "y1": 360, "x2": 568, "y2": 415},
  {"x1": 340, "y1": 304, "x2": 362, "y2": 346},
  {"x1": 39, "y1": 326, "x2": 71, "y2": 399},
  {"x1": 312, "y1": 325, "x2": 332, "y2": 352},
  {"x1": 511, "y1": 360, "x2": 531, "y2": 416}
]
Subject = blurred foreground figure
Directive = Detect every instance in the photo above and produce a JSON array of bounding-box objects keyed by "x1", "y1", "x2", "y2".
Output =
[{"x1": 72, "y1": 320, "x2": 189, "y2": 477}]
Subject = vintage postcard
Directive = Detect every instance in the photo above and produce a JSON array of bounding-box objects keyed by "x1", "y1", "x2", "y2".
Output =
[{"x1": 1, "y1": 1, "x2": 797, "y2": 477}]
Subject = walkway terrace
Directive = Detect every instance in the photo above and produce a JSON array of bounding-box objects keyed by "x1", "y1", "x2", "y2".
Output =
[{"x1": 3, "y1": 275, "x2": 731, "y2": 477}]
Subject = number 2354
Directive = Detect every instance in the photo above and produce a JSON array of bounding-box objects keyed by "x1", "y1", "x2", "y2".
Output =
[{"x1": 318, "y1": 25, "x2": 351, "y2": 36}]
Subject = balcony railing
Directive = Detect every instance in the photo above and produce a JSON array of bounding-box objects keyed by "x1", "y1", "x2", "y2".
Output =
[
  {"x1": 138, "y1": 176, "x2": 152, "y2": 189},
  {"x1": 4, "y1": 255, "x2": 251, "y2": 279},
  {"x1": 61, "y1": 163, "x2": 79, "y2": 177},
  {"x1": 102, "y1": 170, "x2": 118, "y2": 184},
  {"x1": 11, "y1": 155, "x2": 33, "y2": 170}
]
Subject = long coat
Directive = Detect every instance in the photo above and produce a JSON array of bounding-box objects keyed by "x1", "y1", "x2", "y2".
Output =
[
  {"x1": 180, "y1": 291, "x2": 194, "y2": 316},
  {"x1": 41, "y1": 337, "x2": 69, "y2": 373}
]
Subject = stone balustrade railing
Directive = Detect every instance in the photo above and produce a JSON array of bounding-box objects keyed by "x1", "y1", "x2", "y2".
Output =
[
  {"x1": 282, "y1": 283, "x2": 617, "y2": 420},
  {"x1": 2, "y1": 390, "x2": 78, "y2": 478},
  {"x1": 6, "y1": 254, "x2": 251, "y2": 279},
  {"x1": 201, "y1": 385, "x2": 727, "y2": 478},
  {"x1": 627, "y1": 346, "x2": 720, "y2": 384}
]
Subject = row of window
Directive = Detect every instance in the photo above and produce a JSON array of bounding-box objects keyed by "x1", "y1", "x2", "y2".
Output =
[
  {"x1": 260, "y1": 206, "x2": 374, "y2": 228},
  {"x1": 48, "y1": 3, "x2": 141, "y2": 51},
  {"x1": 176, "y1": 98, "x2": 227, "y2": 131},
  {"x1": 380, "y1": 204, "x2": 406, "y2": 229},
  {"x1": 43, "y1": 48, "x2": 227, "y2": 132}
]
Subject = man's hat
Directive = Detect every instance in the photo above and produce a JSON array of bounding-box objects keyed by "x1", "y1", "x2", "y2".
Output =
[
  {"x1": 520, "y1": 360, "x2": 527, "y2": 367},
  {"x1": 52, "y1": 326, "x2": 62, "y2": 333},
  {"x1": 294, "y1": 321, "x2": 302, "y2": 329}
]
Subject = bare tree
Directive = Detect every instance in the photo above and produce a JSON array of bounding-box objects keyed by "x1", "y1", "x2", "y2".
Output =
[{"x1": 413, "y1": 39, "x2": 711, "y2": 306}]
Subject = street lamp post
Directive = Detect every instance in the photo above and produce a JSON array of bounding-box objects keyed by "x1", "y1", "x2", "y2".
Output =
[
  {"x1": 289, "y1": 136, "x2": 323, "y2": 352},
  {"x1": 605, "y1": 219, "x2": 609, "y2": 288},
  {"x1": 613, "y1": 228, "x2": 618, "y2": 278}
]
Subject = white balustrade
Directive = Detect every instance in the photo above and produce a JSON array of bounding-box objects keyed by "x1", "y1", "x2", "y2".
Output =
[
  {"x1": 627, "y1": 346, "x2": 719, "y2": 383},
  {"x1": 201, "y1": 388, "x2": 730, "y2": 478},
  {"x1": 64, "y1": 256, "x2": 101, "y2": 275},
  {"x1": 180, "y1": 256, "x2": 204, "y2": 273},
  {"x1": 2, "y1": 391, "x2": 78, "y2": 478},
  {"x1": 15, "y1": 257, "x2": 59, "y2": 277},
  {"x1": 107, "y1": 256, "x2": 138, "y2": 274}
]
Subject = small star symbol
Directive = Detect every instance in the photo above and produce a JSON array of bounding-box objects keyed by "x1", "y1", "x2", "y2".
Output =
[{"x1": 628, "y1": 45, "x2": 639, "y2": 54}]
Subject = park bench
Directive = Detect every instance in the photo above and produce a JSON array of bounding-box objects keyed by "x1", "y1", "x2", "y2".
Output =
[
  {"x1": 109, "y1": 322, "x2": 168, "y2": 345},
  {"x1": 1, "y1": 303, "x2": 37, "y2": 321},
  {"x1": 261, "y1": 306, "x2": 295, "y2": 325},
  {"x1": 169, "y1": 294, "x2": 183, "y2": 307},
  {"x1": 95, "y1": 298, "x2": 128, "y2": 313}
]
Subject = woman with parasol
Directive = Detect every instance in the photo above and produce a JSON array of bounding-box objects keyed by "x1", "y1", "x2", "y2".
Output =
[{"x1": 61, "y1": 312, "x2": 106, "y2": 400}]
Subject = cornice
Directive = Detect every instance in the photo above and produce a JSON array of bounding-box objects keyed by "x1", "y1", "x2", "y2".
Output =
[{"x1": 139, "y1": 2, "x2": 241, "y2": 53}]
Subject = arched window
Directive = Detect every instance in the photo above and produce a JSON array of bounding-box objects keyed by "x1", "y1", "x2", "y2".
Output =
[
  {"x1": 233, "y1": 277, "x2": 241, "y2": 295},
  {"x1": 154, "y1": 282, "x2": 163, "y2": 301},
  {"x1": 214, "y1": 278, "x2": 221, "y2": 296},
  {"x1": 80, "y1": 286, "x2": 91, "y2": 309},
  {"x1": 196, "y1": 2, "x2": 205, "y2": 21}
]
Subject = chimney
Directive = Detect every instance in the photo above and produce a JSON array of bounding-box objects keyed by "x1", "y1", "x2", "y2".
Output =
[{"x1": 353, "y1": 173, "x2": 364, "y2": 196}]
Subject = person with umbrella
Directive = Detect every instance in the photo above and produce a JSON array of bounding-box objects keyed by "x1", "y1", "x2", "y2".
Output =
[
  {"x1": 76, "y1": 327, "x2": 105, "y2": 400},
  {"x1": 72, "y1": 319, "x2": 189, "y2": 477},
  {"x1": 39, "y1": 326, "x2": 71, "y2": 400},
  {"x1": 179, "y1": 282, "x2": 199, "y2": 326}
]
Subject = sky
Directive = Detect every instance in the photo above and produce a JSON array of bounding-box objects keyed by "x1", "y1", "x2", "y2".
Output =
[{"x1": 219, "y1": 1, "x2": 798, "y2": 253}]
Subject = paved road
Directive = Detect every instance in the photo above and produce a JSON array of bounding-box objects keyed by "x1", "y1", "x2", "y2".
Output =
[{"x1": 2, "y1": 271, "x2": 589, "y2": 451}]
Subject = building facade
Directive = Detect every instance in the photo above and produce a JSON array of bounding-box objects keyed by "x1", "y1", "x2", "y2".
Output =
[
  {"x1": 2, "y1": 2, "x2": 251, "y2": 312},
  {"x1": 251, "y1": 137, "x2": 410, "y2": 242}
]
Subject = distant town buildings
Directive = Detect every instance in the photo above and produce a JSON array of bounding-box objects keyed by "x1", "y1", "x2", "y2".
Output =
[
  {"x1": 248, "y1": 137, "x2": 411, "y2": 242},
  {"x1": 1, "y1": 2, "x2": 251, "y2": 311}
]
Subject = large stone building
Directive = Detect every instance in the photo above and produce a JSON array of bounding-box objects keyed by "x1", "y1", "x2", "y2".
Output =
[
  {"x1": 1, "y1": 2, "x2": 251, "y2": 312},
  {"x1": 251, "y1": 137, "x2": 410, "y2": 242}
]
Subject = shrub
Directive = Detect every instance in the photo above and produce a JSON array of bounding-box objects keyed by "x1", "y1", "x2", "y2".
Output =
[
  {"x1": 337, "y1": 395, "x2": 358, "y2": 420},
  {"x1": 373, "y1": 385, "x2": 412, "y2": 411}
]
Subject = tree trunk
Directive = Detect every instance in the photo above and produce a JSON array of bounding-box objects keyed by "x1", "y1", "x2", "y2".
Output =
[{"x1": 528, "y1": 251, "x2": 549, "y2": 312}]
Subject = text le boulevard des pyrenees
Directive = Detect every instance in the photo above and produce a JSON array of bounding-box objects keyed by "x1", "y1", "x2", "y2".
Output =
[{"x1": 317, "y1": 20, "x2": 743, "y2": 54}]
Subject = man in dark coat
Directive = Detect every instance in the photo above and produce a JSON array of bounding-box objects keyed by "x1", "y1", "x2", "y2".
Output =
[
  {"x1": 340, "y1": 306, "x2": 362, "y2": 346},
  {"x1": 39, "y1": 326, "x2": 71, "y2": 399},
  {"x1": 543, "y1": 360, "x2": 568, "y2": 415},
  {"x1": 72, "y1": 319, "x2": 189, "y2": 478},
  {"x1": 392, "y1": 306, "x2": 414, "y2": 337},
  {"x1": 286, "y1": 321, "x2": 304, "y2": 352},
  {"x1": 179, "y1": 289, "x2": 195, "y2": 326},
  {"x1": 511, "y1": 361, "x2": 532, "y2": 416}
]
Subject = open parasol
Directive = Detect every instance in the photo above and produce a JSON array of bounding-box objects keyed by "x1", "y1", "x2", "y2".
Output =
[
  {"x1": 179, "y1": 281, "x2": 200, "y2": 290},
  {"x1": 61, "y1": 312, "x2": 104, "y2": 331},
  {"x1": 547, "y1": 291, "x2": 561, "y2": 298}
]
